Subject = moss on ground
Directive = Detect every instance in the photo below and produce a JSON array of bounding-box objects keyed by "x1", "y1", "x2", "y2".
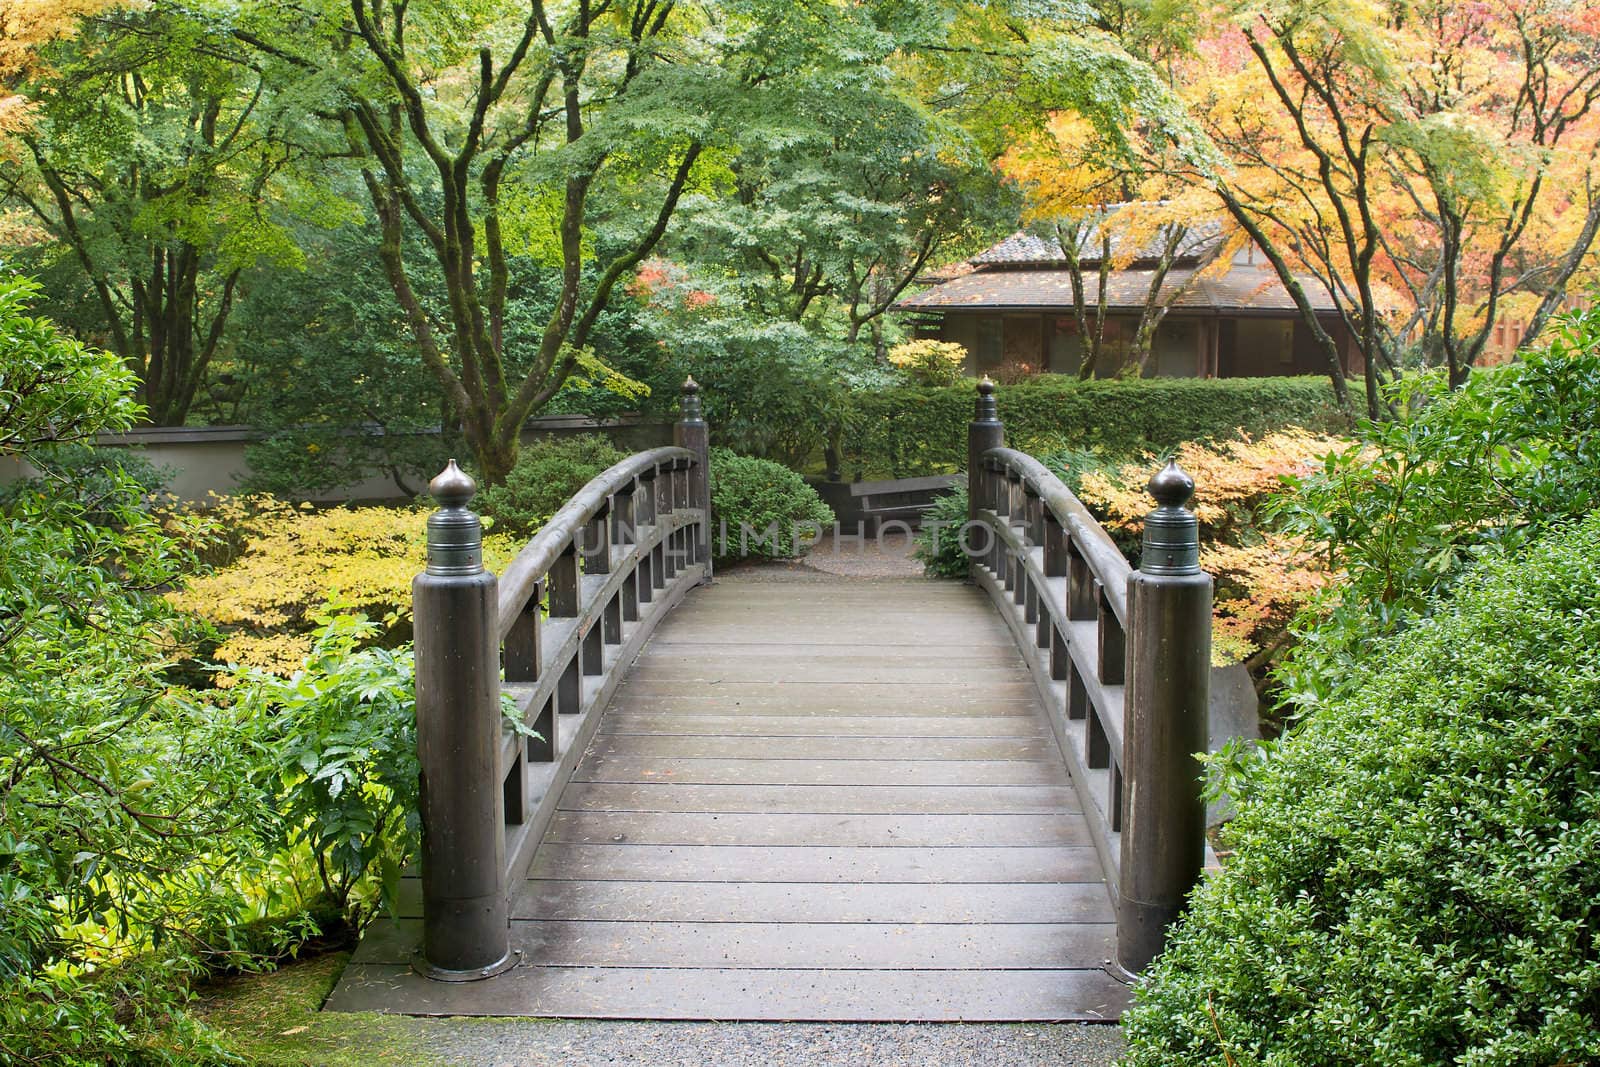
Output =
[{"x1": 193, "y1": 951, "x2": 448, "y2": 1067}]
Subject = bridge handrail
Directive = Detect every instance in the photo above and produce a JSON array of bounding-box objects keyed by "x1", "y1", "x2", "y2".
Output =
[
  {"x1": 409, "y1": 377, "x2": 711, "y2": 982},
  {"x1": 965, "y1": 376, "x2": 1215, "y2": 978},
  {"x1": 978, "y1": 446, "x2": 1130, "y2": 625},
  {"x1": 496, "y1": 444, "x2": 697, "y2": 640}
]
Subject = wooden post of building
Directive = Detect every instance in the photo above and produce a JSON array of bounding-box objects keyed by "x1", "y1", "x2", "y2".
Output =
[
  {"x1": 674, "y1": 376, "x2": 712, "y2": 581},
  {"x1": 967, "y1": 377, "x2": 1003, "y2": 579},
  {"x1": 1117, "y1": 460, "x2": 1212, "y2": 974},
  {"x1": 412, "y1": 461, "x2": 516, "y2": 981}
]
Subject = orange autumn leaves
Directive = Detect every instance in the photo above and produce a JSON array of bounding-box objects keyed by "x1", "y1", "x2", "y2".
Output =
[
  {"x1": 0, "y1": 0, "x2": 121, "y2": 134},
  {"x1": 1074, "y1": 431, "x2": 1350, "y2": 667}
]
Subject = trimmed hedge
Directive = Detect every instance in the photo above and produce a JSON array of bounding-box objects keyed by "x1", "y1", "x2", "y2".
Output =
[
  {"x1": 1121, "y1": 512, "x2": 1600, "y2": 1066},
  {"x1": 841, "y1": 375, "x2": 1346, "y2": 476}
]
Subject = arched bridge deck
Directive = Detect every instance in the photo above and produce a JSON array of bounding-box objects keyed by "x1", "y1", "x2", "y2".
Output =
[
  {"x1": 327, "y1": 378, "x2": 1234, "y2": 1023},
  {"x1": 328, "y1": 570, "x2": 1130, "y2": 1020}
]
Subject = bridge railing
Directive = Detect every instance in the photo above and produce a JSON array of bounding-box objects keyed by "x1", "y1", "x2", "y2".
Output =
[
  {"x1": 965, "y1": 378, "x2": 1213, "y2": 976},
  {"x1": 410, "y1": 379, "x2": 711, "y2": 981}
]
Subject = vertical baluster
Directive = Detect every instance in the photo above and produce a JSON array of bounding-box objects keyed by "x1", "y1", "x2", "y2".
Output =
[
  {"x1": 637, "y1": 468, "x2": 658, "y2": 528},
  {"x1": 1067, "y1": 539, "x2": 1096, "y2": 620},
  {"x1": 583, "y1": 505, "x2": 612, "y2": 576},
  {"x1": 603, "y1": 592, "x2": 623, "y2": 645},
  {"x1": 613, "y1": 482, "x2": 636, "y2": 548},
  {"x1": 548, "y1": 541, "x2": 579, "y2": 618},
  {"x1": 1050, "y1": 625, "x2": 1070, "y2": 680},
  {"x1": 581, "y1": 620, "x2": 604, "y2": 678},
  {"x1": 526, "y1": 697, "x2": 555, "y2": 763},
  {"x1": 557, "y1": 653, "x2": 580, "y2": 715},
  {"x1": 1044, "y1": 510, "x2": 1068, "y2": 578},
  {"x1": 503, "y1": 579, "x2": 542, "y2": 683},
  {"x1": 675, "y1": 376, "x2": 712, "y2": 576},
  {"x1": 1087, "y1": 709, "x2": 1110, "y2": 769},
  {"x1": 1068, "y1": 659, "x2": 1088, "y2": 720},
  {"x1": 1095, "y1": 580, "x2": 1125, "y2": 685}
]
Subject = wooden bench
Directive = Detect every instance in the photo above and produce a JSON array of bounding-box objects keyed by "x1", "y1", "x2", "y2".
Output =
[{"x1": 849, "y1": 473, "x2": 963, "y2": 531}]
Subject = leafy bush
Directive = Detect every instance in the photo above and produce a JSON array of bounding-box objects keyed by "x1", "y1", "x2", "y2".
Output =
[
  {"x1": 912, "y1": 484, "x2": 971, "y2": 578},
  {"x1": 0, "y1": 276, "x2": 260, "y2": 1063},
  {"x1": 0, "y1": 442, "x2": 173, "y2": 523},
  {"x1": 888, "y1": 339, "x2": 967, "y2": 386},
  {"x1": 170, "y1": 497, "x2": 521, "y2": 676},
  {"x1": 841, "y1": 374, "x2": 1346, "y2": 478},
  {"x1": 1069, "y1": 431, "x2": 1346, "y2": 670},
  {"x1": 1122, "y1": 511, "x2": 1600, "y2": 1066},
  {"x1": 228, "y1": 613, "x2": 421, "y2": 919},
  {"x1": 476, "y1": 433, "x2": 627, "y2": 536},
  {"x1": 1273, "y1": 306, "x2": 1600, "y2": 714},
  {"x1": 710, "y1": 448, "x2": 835, "y2": 560}
]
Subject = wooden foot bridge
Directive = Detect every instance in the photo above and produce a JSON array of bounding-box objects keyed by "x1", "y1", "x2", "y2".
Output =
[{"x1": 328, "y1": 379, "x2": 1243, "y2": 1022}]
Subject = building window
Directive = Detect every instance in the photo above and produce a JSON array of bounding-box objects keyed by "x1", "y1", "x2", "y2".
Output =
[{"x1": 976, "y1": 317, "x2": 1002, "y2": 372}]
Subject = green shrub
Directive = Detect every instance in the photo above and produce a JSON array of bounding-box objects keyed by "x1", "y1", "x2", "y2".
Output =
[
  {"x1": 476, "y1": 433, "x2": 627, "y2": 536},
  {"x1": 228, "y1": 612, "x2": 420, "y2": 919},
  {"x1": 710, "y1": 448, "x2": 835, "y2": 560},
  {"x1": 1273, "y1": 306, "x2": 1600, "y2": 714},
  {"x1": 1122, "y1": 512, "x2": 1600, "y2": 1066},
  {"x1": 841, "y1": 375, "x2": 1346, "y2": 477},
  {"x1": 0, "y1": 443, "x2": 173, "y2": 523},
  {"x1": 912, "y1": 485, "x2": 971, "y2": 578},
  {"x1": 0, "y1": 276, "x2": 266, "y2": 1063}
]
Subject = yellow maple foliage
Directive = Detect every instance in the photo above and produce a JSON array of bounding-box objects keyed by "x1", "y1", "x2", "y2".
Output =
[
  {"x1": 0, "y1": 0, "x2": 123, "y2": 136},
  {"x1": 1073, "y1": 431, "x2": 1351, "y2": 666},
  {"x1": 169, "y1": 497, "x2": 523, "y2": 677}
]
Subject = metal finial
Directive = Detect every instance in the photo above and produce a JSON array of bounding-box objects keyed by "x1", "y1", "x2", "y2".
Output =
[
  {"x1": 1147, "y1": 460, "x2": 1194, "y2": 510},
  {"x1": 974, "y1": 375, "x2": 999, "y2": 423},
  {"x1": 679, "y1": 375, "x2": 704, "y2": 423},
  {"x1": 1140, "y1": 460, "x2": 1200, "y2": 576},
  {"x1": 426, "y1": 460, "x2": 483, "y2": 576},
  {"x1": 430, "y1": 459, "x2": 477, "y2": 507}
]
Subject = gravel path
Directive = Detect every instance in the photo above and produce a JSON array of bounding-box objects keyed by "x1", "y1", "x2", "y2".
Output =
[
  {"x1": 415, "y1": 1020, "x2": 1125, "y2": 1066},
  {"x1": 716, "y1": 530, "x2": 931, "y2": 582}
]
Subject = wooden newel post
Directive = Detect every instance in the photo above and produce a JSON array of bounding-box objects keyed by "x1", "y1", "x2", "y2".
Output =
[
  {"x1": 967, "y1": 376, "x2": 1003, "y2": 578},
  {"x1": 674, "y1": 375, "x2": 712, "y2": 581},
  {"x1": 1117, "y1": 460, "x2": 1212, "y2": 975},
  {"x1": 412, "y1": 461, "x2": 516, "y2": 982}
]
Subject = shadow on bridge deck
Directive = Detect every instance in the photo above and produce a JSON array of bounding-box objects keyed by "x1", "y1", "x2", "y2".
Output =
[{"x1": 327, "y1": 569, "x2": 1129, "y2": 1021}]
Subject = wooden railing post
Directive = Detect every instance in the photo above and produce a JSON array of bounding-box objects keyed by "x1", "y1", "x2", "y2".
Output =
[
  {"x1": 674, "y1": 376, "x2": 712, "y2": 579},
  {"x1": 412, "y1": 461, "x2": 516, "y2": 981},
  {"x1": 1117, "y1": 460, "x2": 1212, "y2": 975},
  {"x1": 967, "y1": 376, "x2": 1003, "y2": 580}
]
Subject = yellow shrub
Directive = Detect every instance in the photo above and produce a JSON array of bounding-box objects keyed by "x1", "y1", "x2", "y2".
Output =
[
  {"x1": 888, "y1": 339, "x2": 968, "y2": 386},
  {"x1": 1074, "y1": 431, "x2": 1350, "y2": 666},
  {"x1": 170, "y1": 496, "x2": 522, "y2": 676}
]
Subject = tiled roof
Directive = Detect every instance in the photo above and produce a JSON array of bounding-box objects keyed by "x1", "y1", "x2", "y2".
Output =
[
  {"x1": 972, "y1": 208, "x2": 1226, "y2": 267},
  {"x1": 895, "y1": 262, "x2": 1339, "y2": 315}
]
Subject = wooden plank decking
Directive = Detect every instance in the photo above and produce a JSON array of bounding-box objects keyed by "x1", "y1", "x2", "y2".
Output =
[{"x1": 327, "y1": 573, "x2": 1129, "y2": 1021}]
